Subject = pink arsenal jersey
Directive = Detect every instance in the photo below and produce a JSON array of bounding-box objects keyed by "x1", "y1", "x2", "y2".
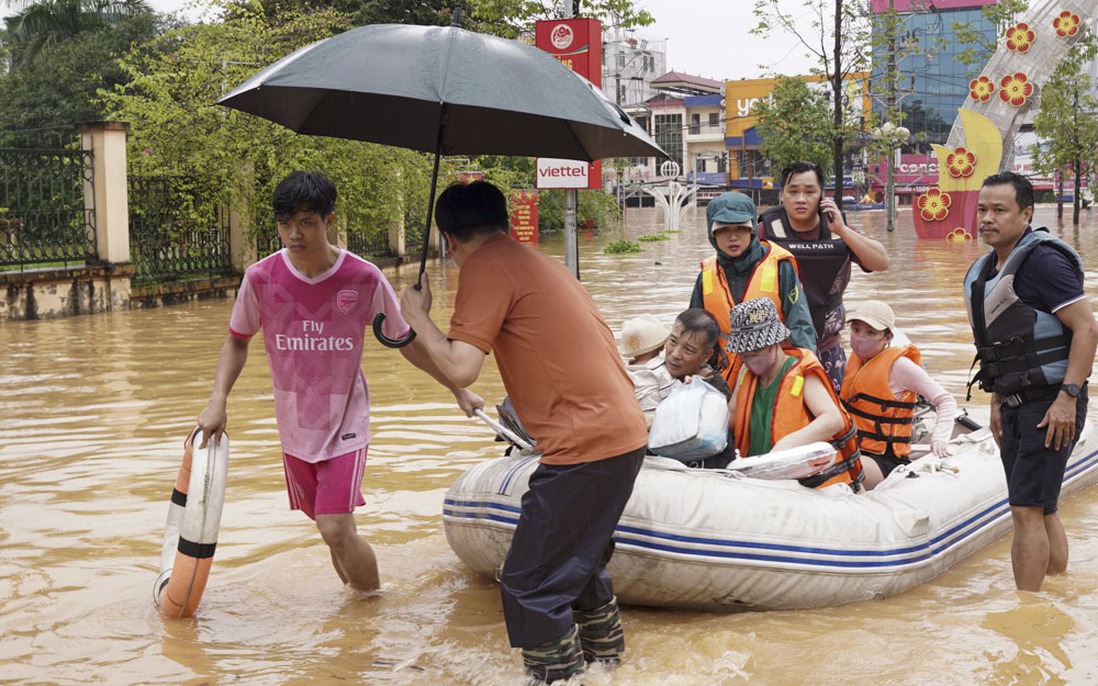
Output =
[{"x1": 229, "y1": 249, "x2": 410, "y2": 462}]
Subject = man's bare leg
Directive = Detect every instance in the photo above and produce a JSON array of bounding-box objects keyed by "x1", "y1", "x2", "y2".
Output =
[
  {"x1": 316, "y1": 513, "x2": 380, "y2": 592},
  {"x1": 1044, "y1": 512, "x2": 1068, "y2": 576},
  {"x1": 1010, "y1": 505, "x2": 1051, "y2": 591}
]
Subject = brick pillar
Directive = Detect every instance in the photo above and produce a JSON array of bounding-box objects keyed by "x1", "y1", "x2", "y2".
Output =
[
  {"x1": 388, "y1": 192, "x2": 406, "y2": 257},
  {"x1": 229, "y1": 162, "x2": 257, "y2": 271},
  {"x1": 228, "y1": 207, "x2": 257, "y2": 272},
  {"x1": 76, "y1": 122, "x2": 130, "y2": 264}
]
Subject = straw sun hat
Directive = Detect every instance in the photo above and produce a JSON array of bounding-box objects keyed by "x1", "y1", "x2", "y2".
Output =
[
  {"x1": 726, "y1": 298, "x2": 791, "y2": 354},
  {"x1": 620, "y1": 314, "x2": 670, "y2": 358}
]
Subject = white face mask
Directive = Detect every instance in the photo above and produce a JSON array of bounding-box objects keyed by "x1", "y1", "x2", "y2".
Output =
[
  {"x1": 850, "y1": 332, "x2": 886, "y2": 360},
  {"x1": 743, "y1": 347, "x2": 777, "y2": 377}
]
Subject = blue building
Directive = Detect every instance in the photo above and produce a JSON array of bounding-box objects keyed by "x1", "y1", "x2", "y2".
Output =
[{"x1": 871, "y1": 1, "x2": 998, "y2": 148}]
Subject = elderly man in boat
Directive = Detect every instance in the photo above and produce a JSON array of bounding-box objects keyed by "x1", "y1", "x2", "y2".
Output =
[
  {"x1": 624, "y1": 309, "x2": 736, "y2": 469},
  {"x1": 621, "y1": 309, "x2": 732, "y2": 424},
  {"x1": 725, "y1": 297, "x2": 864, "y2": 489}
]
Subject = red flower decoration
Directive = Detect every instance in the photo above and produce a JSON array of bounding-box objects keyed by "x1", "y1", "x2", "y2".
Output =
[
  {"x1": 999, "y1": 72, "x2": 1034, "y2": 107},
  {"x1": 1053, "y1": 11, "x2": 1080, "y2": 38},
  {"x1": 946, "y1": 147, "x2": 978, "y2": 178},
  {"x1": 917, "y1": 188, "x2": 952, "y2": 222},
  {"x1": 969, "y1": 76, "x2": 995, "y2": 102},
  {"x1": 1004, "y1": 23, "x2": 1035, "y2": 52},
  {"x1": 946, "y1": 228, "x2": 971, "y2": 242}
]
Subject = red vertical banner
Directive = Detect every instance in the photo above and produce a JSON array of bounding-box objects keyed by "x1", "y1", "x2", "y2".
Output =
[
  {"x1": 535, "y1": 19, "x2": 602, "y2": 86},
  {"x1": 535, "y1": 18, "x2": 602, "y2": 191},
  {"x1": 509, "y1": 190, "x2": 539, "y2": 244}
]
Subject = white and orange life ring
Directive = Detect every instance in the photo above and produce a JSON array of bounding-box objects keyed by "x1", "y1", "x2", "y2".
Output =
[{"x1": 154, "y1": 427, "x2": 229, "y2": 618}]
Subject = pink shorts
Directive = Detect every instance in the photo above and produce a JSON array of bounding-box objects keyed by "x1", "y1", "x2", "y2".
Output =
[{"x1": 282, "y1": 447, "x2": 368, "y2": 520}]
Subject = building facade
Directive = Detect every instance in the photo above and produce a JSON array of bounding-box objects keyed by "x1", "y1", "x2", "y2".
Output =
[
  {"x1": 870, "y1": 0, "x2": 998, "y2": 149},
  {"x1": 600, "y1": 32, "x2": 668, "y2": 108},
  {"x1": 723, "y1": 74, "x2": 872, "y2": 191}
]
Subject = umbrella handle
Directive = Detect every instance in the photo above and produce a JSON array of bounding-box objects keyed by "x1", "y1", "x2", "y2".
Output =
[{"x1": 372, "y1": 312, "x2": 416, "y2": 348}]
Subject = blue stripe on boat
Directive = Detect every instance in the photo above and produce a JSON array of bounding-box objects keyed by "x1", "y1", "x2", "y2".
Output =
[
  {"x1": 443, "y1": 447, "x2": 1098, "y2": 571},
  {"x1": 497, "y1": 456, "x2": 539, "y2": 495}
]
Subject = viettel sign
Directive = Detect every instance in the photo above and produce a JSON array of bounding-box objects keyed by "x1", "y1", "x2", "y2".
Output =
[
  {"x1": 535, "y1": 18, "x2": 603, "y2": 190},
  {"x1": 536, "y1": 158, "x2": 598, "y2": 189}
]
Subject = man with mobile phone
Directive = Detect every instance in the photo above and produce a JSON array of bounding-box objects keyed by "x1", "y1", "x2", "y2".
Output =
[{"x1": 758, "y1": 161, "x2": 891, "y2": 392}]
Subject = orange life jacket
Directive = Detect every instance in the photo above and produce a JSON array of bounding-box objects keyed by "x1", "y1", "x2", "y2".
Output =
[
  {"x1": 733, "y1": 348, "x2": 863, "y2": 489},
  {"x1": 840, "y1": 345, "x2": 921, "y2": 459},
  {"x1": 699, "y1": 242, "x2": 799, "y2": 383}
]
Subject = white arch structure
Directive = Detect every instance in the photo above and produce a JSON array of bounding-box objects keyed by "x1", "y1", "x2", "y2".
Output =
[
  {"x1": 643, "y1": 161, "x2": 699, "y2": 234},
  {"x1": 947, "y1": 0, "x2": 1095, "y2": 167}
]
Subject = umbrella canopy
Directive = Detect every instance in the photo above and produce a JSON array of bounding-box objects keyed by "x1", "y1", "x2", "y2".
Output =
[{"x1": 218, "y1": 23, "x2": 664, "y2": 161}]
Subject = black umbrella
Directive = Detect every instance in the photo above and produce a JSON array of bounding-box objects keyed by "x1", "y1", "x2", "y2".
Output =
[{"x1": 218, "y1": 20, "x2": 665, "y2": 346}]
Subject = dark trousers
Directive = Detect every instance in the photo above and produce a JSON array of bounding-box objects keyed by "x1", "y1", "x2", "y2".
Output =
[
  {"x1": 500, "y1": 446, "x2": 645, "y2": 648},
  {"x1": 1000, "y1": 388, "x2": 1088, "y2": 515}
]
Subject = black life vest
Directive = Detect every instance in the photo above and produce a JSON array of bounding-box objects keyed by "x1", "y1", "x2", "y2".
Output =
[
  {"x1": 963, "y1": 229, "x2": 1082, "y2": 397},
  {"x1": 757, "y1": 206, "x2": 852, "y2": 341}
]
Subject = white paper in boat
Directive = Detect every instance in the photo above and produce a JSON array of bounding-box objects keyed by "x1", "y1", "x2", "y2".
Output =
[{"x1": 725, "y1": 442, "x2": 838, "y2": 480}]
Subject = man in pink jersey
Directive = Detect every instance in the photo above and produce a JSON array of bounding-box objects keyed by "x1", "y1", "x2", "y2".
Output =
[
  {"x1": 400, "y1": 181, "x2": 648, "y2": 683},
  {"x1": 197, "y1": 171, "x2": 458, "y2": 594}
]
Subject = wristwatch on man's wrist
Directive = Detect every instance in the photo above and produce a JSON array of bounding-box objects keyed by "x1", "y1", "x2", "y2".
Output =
[{"x1": 1060, "y1": 383, "x2": 1082, "y2": 398}]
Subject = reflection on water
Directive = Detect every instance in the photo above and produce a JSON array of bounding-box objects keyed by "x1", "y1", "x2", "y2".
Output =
[{"x1": 2, "y1": 206, "x2": 1097, "y2": 685}]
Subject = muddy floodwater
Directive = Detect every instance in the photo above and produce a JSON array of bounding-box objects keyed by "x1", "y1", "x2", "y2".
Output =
[{"x1": 3, "y1": 205, "x2": 1098, "y2": 685}]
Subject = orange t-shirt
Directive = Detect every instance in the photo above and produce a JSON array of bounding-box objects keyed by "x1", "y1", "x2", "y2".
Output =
[{"x1": 448, "y1": 234, "x2": 647, "y2": 465}]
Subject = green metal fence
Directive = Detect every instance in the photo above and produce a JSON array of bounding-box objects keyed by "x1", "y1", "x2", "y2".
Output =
[
  {"x1": 128, "y1": 174, "x2": 234, "y2": 284},
  {"x1": 0, "y1": 128, "x2": 96, "y2": 269},
  {"x1": 347, "y1": 224, "x2": 394, "y2": 259}
]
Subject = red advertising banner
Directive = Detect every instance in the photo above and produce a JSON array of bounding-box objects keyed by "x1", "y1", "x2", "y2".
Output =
[
  {"x1": 458, "y1": 171, "x2": 485, "y2": 184},
  {"x1": 535, "y1": 18, "x2": 602, "y2": 85},
  {"x1": 535, "y1": 18, "x2": 602, "y2": 191},
  {"x1": 510, "y1": 190, "x2": 539, "y2": 244}
]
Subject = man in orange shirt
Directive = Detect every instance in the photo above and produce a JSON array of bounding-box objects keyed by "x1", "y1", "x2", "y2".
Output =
[{"x1": 400, "y1": 181, "x2": 648, "y2": 684}]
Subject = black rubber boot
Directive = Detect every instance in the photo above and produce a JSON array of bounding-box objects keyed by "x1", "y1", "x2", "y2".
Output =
[
  {"x1": 574, "y1": 596, "x2": 625, "y2": 664},
  {"x1": 521, "y1": 624, "x2": 585, "y2": 684}
]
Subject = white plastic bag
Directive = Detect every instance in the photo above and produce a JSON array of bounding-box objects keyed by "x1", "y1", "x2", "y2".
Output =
[
  {"x1": 647, "y1": 377, "x2": 729, "y2": 461},
  {"x1": 724, "y1": 442, "x2": 837, "y2": 480}
]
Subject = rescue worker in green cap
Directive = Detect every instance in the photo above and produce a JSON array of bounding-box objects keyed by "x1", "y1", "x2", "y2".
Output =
[{"x1": 689, "y1": 191, "x2": 816, "y2": 384}]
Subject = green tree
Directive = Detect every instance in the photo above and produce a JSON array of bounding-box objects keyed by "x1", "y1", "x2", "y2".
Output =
[
  {"x1": 102, "y1": 2, "x2": 438, "y2": 250},
  {"x1": 469, "y1": 0, "x2": 653, "y2": 38},
  {"x1": 1031, "y1": 38, "x2": 1098, "y2": 226},
  {"x1": 2, "y1": 0, "x2": 152, "y2": 70},
  {"x1": 253, "y1": 0, "x2": 469, "y2": 28},
  {"x1": 754, "y1": 76, "x2": 835, "y2": 174},
  {"x1": 244, "y1": 0, "x2": 652, "y2": 37},
  {"x1": 752, "y1": 0, "x2": 869, "y2": 209},
  {"x1": 0, "y1": 10, "x2": 164, "y2": 128}
]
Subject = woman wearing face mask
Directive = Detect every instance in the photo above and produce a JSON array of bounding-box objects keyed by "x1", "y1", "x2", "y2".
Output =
[
  {"x1": 726, "y1": 298, "x2": 864, "y2": 490},
  {"x1": 840, "y1": 301, "x2": 957, "y2": 489}
]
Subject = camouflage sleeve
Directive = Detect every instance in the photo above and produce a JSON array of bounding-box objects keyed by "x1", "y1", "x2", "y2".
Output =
[{"x1": 778, "y1": 261, "x2": 818, "y2": 354}]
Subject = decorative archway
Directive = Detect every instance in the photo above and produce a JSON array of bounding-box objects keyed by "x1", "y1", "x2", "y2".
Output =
[{"x1": 912, "y1": 0, "x2": 1094, "y2": 239}]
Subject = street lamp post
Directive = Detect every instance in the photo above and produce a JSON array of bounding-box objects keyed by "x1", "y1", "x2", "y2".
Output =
[{"x1": 871, "y1": 121, "x2": 910, "y2": 232}]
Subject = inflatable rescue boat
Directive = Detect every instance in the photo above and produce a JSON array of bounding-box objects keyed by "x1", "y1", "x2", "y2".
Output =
[{"x1": 443, "y1": 420, "x2": 1098, "y2": 611}]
